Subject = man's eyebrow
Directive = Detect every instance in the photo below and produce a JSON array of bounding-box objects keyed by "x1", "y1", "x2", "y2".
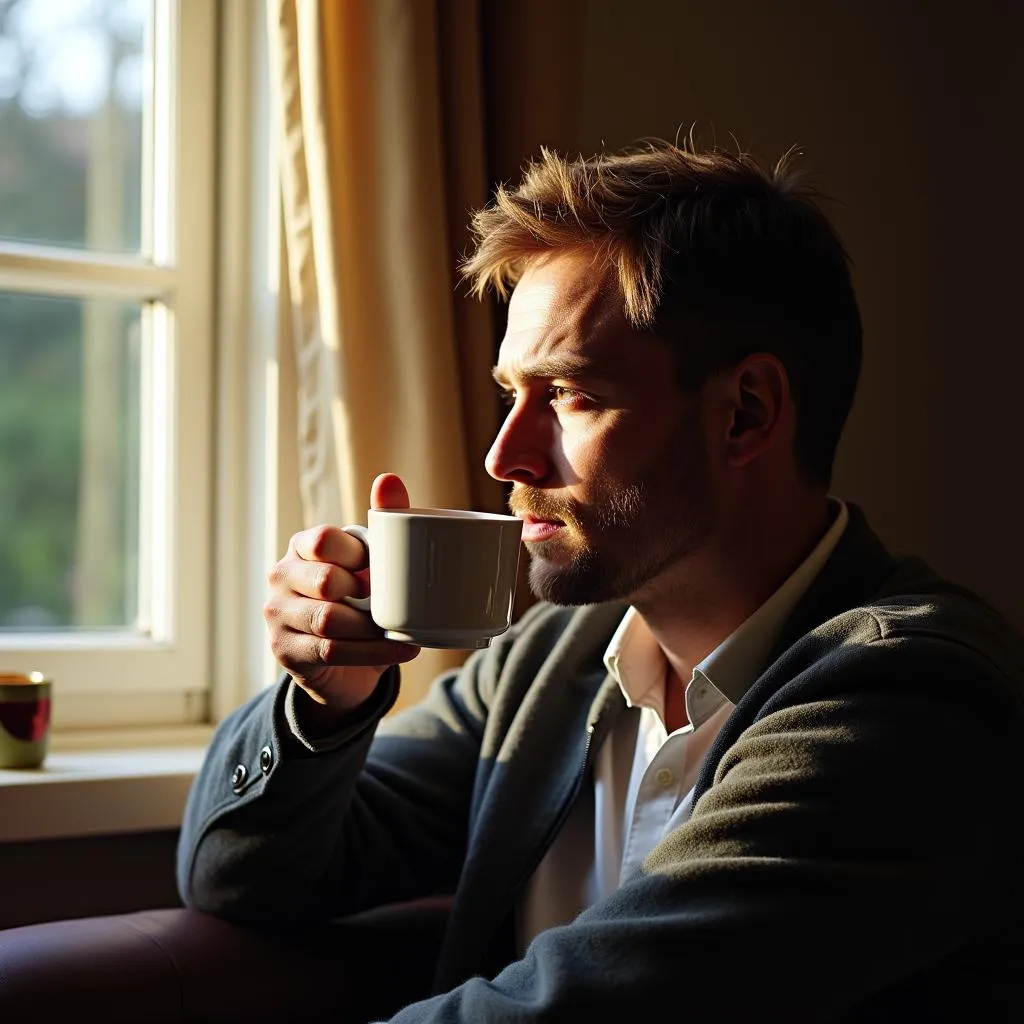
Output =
[{"x1": 491, "y1": 357, "x2": 607, "y2": 386}]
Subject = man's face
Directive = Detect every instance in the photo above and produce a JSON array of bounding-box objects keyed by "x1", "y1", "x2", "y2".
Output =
[{"x1": 486, "y1": 250, "x2": 716, "y2": 606}]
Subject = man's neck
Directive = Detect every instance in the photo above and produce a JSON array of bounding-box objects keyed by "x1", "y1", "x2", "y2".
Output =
[{"x1": 632, "y1": 495, "x2": 834, "y2": 703}]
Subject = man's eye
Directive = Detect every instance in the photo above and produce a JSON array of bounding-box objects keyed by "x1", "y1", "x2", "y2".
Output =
[
  {"x1": 550, "y1": 386, "x2": 586, "y2": 406},
  {"x1": 498, "y1": 386, "x2": 590, "y2": 409}
]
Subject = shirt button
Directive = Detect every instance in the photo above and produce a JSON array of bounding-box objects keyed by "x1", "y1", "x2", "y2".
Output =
[
  {"x1": 230, "y1": 763, "x2": 248, "y2": 793},
  {"x1": 259, "y1": 745, "x2": 274, "y2": 775},
  {"x1": 655, "y1": 767, "x2": 675, "y2": 788}
]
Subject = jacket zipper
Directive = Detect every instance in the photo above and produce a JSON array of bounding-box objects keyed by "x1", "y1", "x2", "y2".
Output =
[{"x1": 501, "y1": 719, "x2": 597, "y2": 914}]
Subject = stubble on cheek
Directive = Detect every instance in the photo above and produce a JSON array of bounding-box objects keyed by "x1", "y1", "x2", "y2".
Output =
[
  {"x1": 521, "y1": 486, "x2": 643, "y2": 604},
  {"x1": 594, "y1": 481, "x2": 645, "y2": 530}
]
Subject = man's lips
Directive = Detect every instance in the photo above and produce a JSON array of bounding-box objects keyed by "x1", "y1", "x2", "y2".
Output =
[{"x1": 518, "y1": 514, "x2": 565, "y2": 543}]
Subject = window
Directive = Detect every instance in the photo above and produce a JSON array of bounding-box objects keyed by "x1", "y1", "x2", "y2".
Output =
[{"x1": 0, "y1": 0, "x2": 217, "y2": 730}]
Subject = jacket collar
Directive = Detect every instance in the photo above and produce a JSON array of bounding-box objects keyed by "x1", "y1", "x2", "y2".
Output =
[{"x1": 760, "y1": 501, "x2": 899, "y2": 670}]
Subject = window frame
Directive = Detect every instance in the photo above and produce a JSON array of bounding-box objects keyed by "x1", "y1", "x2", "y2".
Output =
[
  {"x1": 212, "y1": 0, "x2": 291, "y2": 720},
  {"x1": 0, "y1": 0, "x2": 217, "y2": 730}
]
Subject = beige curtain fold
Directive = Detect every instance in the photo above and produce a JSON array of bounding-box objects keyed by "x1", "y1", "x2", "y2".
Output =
[{"x1": 267, "y1": 0, "x2": 501, "y2": 708}]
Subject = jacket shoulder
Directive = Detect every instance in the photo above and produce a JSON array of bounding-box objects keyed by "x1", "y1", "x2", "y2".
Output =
[{"x1": 862, "y1": 559, "x2": 1024, "y2": 682}]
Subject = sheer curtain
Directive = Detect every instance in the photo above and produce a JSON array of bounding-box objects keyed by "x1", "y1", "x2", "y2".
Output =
[
  {"x1": 266, "y1": 0, "x2": 501, "y2": 707},
  {"x1": 266, "y1": 0, "x2": 584, "y2": 708}
]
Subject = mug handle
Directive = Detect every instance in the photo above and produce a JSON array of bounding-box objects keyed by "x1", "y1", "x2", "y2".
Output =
[{"x1": 340, "y1": 524, "x2": 372, "y2": 612}]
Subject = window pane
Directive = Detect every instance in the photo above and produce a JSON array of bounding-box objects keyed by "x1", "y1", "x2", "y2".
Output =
[
  {"x1": 0, "y1": 290, "x2": 141, "y2": 630},
  {"x1": 0, "y1": 0, "x2": 149, "y2": 253}
]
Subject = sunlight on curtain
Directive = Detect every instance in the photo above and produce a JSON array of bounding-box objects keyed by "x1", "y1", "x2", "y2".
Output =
[{"x1": 267, "y1": 0, "x2": 499, "y2": 707}]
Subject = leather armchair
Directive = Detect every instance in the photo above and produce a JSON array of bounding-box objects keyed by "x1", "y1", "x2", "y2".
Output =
[{"x1": 0, "y1": 897, "x2": 451, "y2": 1022}]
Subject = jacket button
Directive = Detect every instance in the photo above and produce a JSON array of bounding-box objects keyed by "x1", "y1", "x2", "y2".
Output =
[
  {"x1": 230, "y1": 763, "x2": 248, "y2": 793},
  {"x1": 259, "y1": 745, "x2": 274, "y2": 775}
]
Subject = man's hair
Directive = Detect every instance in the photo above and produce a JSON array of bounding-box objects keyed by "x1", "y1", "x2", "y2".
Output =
[{"x1": 460, "y1": 137, "x2": 863, "y2": 487}]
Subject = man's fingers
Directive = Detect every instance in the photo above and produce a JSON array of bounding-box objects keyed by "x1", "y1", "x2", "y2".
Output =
[
  {"x1": 265, "y1": 593, "x2": 381, "y2": 641},
  {"x1": 285, "y1": 473, "x2": 409, "y2": 567},
  {"x1": 275, "y1": 559, "x2": 365, "y2": 603},
  {"x1": 270, "y1": 627, "x2": 421, "y2": 671},
  {"x1": 268, "y1": 481, "x2": 419, "y2": 686},
  {"x1": 371, "y1": 472, "x2": 411, "y2": 510},
  {"x1": 288, "y1": 524, "x2": 368, "y2": 569}
]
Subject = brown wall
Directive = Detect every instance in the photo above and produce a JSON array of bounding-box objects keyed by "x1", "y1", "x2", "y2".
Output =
[{"x1": 571, "y1": 0, "x2": 1023, "y2": 627}]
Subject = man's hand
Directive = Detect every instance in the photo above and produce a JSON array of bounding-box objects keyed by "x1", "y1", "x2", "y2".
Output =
[{"x1": 263, "y1": 473, "x2": 420, "y2": 728}]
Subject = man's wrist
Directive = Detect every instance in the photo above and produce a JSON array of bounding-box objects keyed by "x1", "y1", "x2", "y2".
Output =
[
  {"x1": 291, "y1": 683, "x2": 370, "y2": 738},
  {"x1": 284, "y1": 670, "x2": 400, "y2": 752}
]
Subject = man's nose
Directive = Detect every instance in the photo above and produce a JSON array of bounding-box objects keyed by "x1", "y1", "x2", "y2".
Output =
[{"x1": 485, "y1": 402, "x2": 550, "y2": 484}]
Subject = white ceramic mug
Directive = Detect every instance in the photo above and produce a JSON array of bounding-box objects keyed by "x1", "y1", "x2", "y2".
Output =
[{"x1": 341, "y1": 508, "x2": 523, "y2": 649}]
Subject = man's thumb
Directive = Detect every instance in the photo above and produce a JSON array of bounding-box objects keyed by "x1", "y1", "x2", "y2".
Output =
[{"x1": 370, "y1": 472, "x2": 411, "y2": 510}]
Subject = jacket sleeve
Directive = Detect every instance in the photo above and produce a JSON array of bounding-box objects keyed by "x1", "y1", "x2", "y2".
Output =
[
  {"x1": 176, "y1": 627, "x2": 519, "y2": 927},
  {"x1": 382, "y1": 631, "x2": 1024, "y2": 1022}
]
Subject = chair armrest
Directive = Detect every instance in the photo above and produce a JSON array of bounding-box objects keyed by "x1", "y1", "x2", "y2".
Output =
[{"x1": 0, "y1": 898, "x2": 451, "y2": 1022}]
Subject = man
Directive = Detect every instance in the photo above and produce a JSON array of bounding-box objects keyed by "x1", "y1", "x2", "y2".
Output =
[{"x1": 178, "y1": 140, "x2": 1024, "y2": 1020}]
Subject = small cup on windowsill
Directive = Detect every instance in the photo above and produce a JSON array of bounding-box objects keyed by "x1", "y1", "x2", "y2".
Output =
[{"x1": 0, "y1": 672, "x2": 53, "y2": 769}]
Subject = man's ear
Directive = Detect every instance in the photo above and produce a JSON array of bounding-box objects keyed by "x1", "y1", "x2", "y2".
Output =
[{"x1": 724, "y1": 353, "x2": 790, "y2": 468}]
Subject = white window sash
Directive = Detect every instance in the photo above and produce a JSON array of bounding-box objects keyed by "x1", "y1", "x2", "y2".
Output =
[{"x1": 0, "y1": 0, "x2": 217, "y2": 728}]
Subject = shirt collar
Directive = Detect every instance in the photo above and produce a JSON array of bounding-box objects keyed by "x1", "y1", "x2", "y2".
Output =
[
  {"x1": 603, "y1": 498, "x2": 849, "y2": 714},
  {"x1": 603, "y1": 607, "x2": 665, "y2": 713}
]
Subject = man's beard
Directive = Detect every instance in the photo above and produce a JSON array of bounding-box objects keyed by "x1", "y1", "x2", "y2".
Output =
[{"x1": 508, "y1": 428, "x2": 714, "y2": 606}]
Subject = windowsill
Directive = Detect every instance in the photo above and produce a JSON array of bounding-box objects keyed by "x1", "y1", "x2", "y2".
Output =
[{"x1": 0, "y1": 726, "x2": 214, "y2": 843}]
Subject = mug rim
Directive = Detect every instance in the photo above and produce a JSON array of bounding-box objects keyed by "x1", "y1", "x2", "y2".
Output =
[
  {"x1": 368, "y1": 507, "x2": 520, "y2": 523},
  {"x1": 0, "y1": 671, "x2": 49, "y2": 686}
]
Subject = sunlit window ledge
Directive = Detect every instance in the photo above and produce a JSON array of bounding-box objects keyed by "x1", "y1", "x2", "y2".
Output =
[{"x1": 0, "y1": 725, "x2": 214, "y2": 843}]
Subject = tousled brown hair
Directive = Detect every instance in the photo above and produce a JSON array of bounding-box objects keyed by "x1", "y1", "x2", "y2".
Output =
[{"x1": 460, "y1": 137, "x2": 863, "y2": 487}]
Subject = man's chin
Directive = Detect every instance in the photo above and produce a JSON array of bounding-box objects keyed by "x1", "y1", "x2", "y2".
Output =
[
  {"x1": 526, "y1": 558, "x2": 578, "y2": 605},
  {"x1": 526, "y1": 553, "x2": 621, "y2": 607}
]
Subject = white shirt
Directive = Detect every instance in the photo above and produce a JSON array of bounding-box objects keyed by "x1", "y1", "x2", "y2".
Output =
[{"x1": 515, "y1": 499, "x2": 850, "y2": 951}]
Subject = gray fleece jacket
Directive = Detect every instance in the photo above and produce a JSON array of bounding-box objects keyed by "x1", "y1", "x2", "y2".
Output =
[{"x1": 177, "y1": 504, "x2": 1024, "y2": 1021}]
